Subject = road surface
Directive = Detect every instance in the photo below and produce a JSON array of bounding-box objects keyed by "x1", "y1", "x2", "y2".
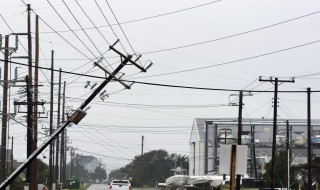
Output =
[{"x1": 87, "y1": 184, "x2": 108, "y2": 190}]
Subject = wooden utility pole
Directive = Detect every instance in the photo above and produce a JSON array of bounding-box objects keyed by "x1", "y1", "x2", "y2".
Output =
[
  {"x1": 55, "y1": 69, "x2": 62, "y2": 185},
  {"x1": 26, "y1": 3, "x2": 33, "y2": 184},
  {"x1": 30, "y1": 14, "x2": 39, "y2": 190},
  {"x1": 230, "y1": 145, "x2": 237, "y2": 190},
  {"x1": 236, "y1": 91, "x2": 243, "y2": 190},
  {"x1": 0, "y1": 35, "x2": 9, "y2": 182},
  {"x1": 141, "y1": 135, "x2": 144, "y2": 155},
  {"x1": 10, "y1": 137, "x2": 13, "y2": 173},
  {"x1": 60, "y1": 81, "x2": 66, "y2": 186},
  {"x1": 307, "y1": 88, "x2": 312, "y2": 190},
  {"x1": 70, "y1": 148, "x2": 74, "y2": 178},
  {"x1": 259, "y1": 77, "x2": 294, "y2": 189},
  {"x1": 286, "y1": 120, "x2": 290, "y2": 190},
  {"x1": 49, "y1": 50, "x2": 54, "y2": 190}
]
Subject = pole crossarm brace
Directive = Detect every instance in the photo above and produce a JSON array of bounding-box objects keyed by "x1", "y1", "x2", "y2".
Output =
[{"x1": 94, "y1": 62, "x2": 131, "y2": 89}]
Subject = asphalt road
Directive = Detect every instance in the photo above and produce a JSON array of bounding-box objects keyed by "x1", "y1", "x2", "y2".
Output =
[
  {"x1": 87, "y1": 184, "x2": 151, "y2": 190},
  {"x1": 87, "y1": 184, "x2": 108, "y2": 190}
]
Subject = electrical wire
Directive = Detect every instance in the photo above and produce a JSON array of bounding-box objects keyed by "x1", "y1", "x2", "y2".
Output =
[
  {"x1": 72, "y1": 127, "x2": 137, "y2": 157},
  {"x1": 130, "y1": 39, "x2": 320, "y2": 80},
  {"x1": 75, "y1": 148, "x2": 132, "y2": 161},
  {"x1": 141, "y1": 10, "x2": 320, "y2": 54},
  {"x1": 47, "y1": 0, "x2": 98, "y2": 58},
  {"x1": 0, "y1": 14, "x2": 28, "y2": 53},
  {"x1": 103, "y1": 0, "x2": 138, "y2": 58},
  {"x1": 93, "y1": 0, "x2": 126, "y2": 53},
  {"x1": 40, "y1": 0, "x2": 224, "y2": 34},
  {"x1": 2, "y1": 58, "x2": 320, "y2": 93}
]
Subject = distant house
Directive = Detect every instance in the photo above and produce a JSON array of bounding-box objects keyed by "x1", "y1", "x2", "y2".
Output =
[
  {"x1": 70, "y1": 155, "x2": 100, "y2": 173},
  {"x1": 189, "y1": 118, "x2": 217, "y2": 176},
  {"x1": 189, "y1": 118, "x2": 320, "y2": 178}
]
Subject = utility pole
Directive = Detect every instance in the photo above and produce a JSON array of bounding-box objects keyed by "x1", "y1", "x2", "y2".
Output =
[
  {"x1": 60, "y1": 81, "x2": 66, "y2": 186},
  {"x1": 0, "y1": 35, "x2": 9, "y2": 182},
  {"x1": 26, "y1": 74, "x2": 33, "y2": 184},
  {"x1": 70, "y1": 147, "x2": 74, "y2": 178},
  {"x1": 55, "y1": 69, "x2": 62, "y2": 186},
  {"x1": 49, "y1": 50, "x2": 54, "y2": 190},
  {"x1": 0, "y1": 41, "x2": 152, "y2": 189},
  {"x1": 26, "y1": 3, "x2": 33, "y2": 185},
  {"x1": 236, "y1": 91, "x2": 243, "y2": 190},
  {"x1": 229, "y1": 91, "x2": 251, "y2": 190},
  {"x1": 141, "y1": 135, "x2": 144, "y2": 155},
  {"x1": 259, "y1": 77, "x2": 294, "y2": 189},
  {"x1": 286, "y1": 120, "x2": 290, "y2": 190},
  {"x1": 10, "y1": 136, "x2": 13, "y2": 173},
  {"x1": 307, "y1": 88, "x2": 312, "y2": 190},
  {"x1": 30, "y1": 14, "x2": 39, "y2": 190},
  {"x1": 250, "y1": 125, "x2": 257, "y2": 178}
]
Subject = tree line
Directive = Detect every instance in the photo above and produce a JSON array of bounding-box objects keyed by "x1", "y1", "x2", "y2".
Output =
[{"x1": 108, "y1": 149, "x2": 189, "y2": 187}]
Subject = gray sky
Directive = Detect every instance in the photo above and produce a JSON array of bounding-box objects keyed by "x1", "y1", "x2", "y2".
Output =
[{"x1": 1, "y1": 0, "x2": 320, "y2": 172}]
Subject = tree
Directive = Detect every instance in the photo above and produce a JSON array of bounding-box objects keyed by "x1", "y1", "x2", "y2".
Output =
[
  {"x1": 37, "y1": 158, "x2": 49, "y2": 184},
  {"x1": 108, "y1": 168, "x2": 127, "y2": 180},
  {"x1": 262, "y1": 150, "x2": 291, "y2": 187},
  {"x1": 110, "y1": 149, "x2": 188, "y2": 187},
  {"x1": 90, "y1": 167, "x2": 107, "y2": 181}
]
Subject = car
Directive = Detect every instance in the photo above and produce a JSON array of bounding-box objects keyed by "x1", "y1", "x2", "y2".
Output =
[{"x1": 109, "y1": 180, "x2": 132, "y2": 190}]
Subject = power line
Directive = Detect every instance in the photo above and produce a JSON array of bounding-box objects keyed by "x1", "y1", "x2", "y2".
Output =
[
  {"x1": 2, "y1": 59, "x2": 320, "y2": 93},
  {"x1": 129, "y1": 39, "x2": 320, "y2": 80},
  {"x1": 141, "y1": 10, "x2": 320, "y2": 54},
  {"x1": 46, "y1": 0, "x2": 98, "y2": 58},
  {"x1": 103, "y1": 0, "x2": 139, "y2": 59},
  {"x1": 40, "y1": 0, "x2": 224, "y2": 34},
  {"x1": 75, "y1": 149, "x2": 133, "y2": 161},
  {"x1": 91, "y1": 0, "x2": 125, "y2": 49}
]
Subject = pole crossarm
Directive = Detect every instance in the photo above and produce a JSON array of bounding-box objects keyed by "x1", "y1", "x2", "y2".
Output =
[
  {"x1": 259, "y1": 76, "x2": 295, "y2": 83},
  {"x1": 13, "y1": 101, "x2": 45, "y2": 106}
]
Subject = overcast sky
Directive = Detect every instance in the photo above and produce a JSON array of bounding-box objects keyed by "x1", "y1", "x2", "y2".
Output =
[{"x1": 1, "y1": 0, "x2": 320, "y2": 172}]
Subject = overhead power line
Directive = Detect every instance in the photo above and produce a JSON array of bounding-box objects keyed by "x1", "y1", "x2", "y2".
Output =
[
  {"x1": 141, "y1": 10, "x2": 320, "y2": 54},
  {"x1": 40, "y1": 0, "x2": 224, "y2": 34},
  {"x1": 1, "y1": 59, "x2": 320, "y2": 93}
]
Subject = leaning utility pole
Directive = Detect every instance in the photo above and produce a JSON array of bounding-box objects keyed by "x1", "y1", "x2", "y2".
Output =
[
  {"x1": 259, "y1": 77, "x2": 294, "y2": 190},
  {"x1": 0, "y1": 35, "x2": 9, "y2": 182},
  {"x1": 0, "y1": 41, "x2": 152, "y2": 189}
]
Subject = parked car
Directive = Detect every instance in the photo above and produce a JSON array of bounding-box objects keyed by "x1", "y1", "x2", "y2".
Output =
[{"x1": 109, "y1": 180, "x2": 132, "y2": 190}]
